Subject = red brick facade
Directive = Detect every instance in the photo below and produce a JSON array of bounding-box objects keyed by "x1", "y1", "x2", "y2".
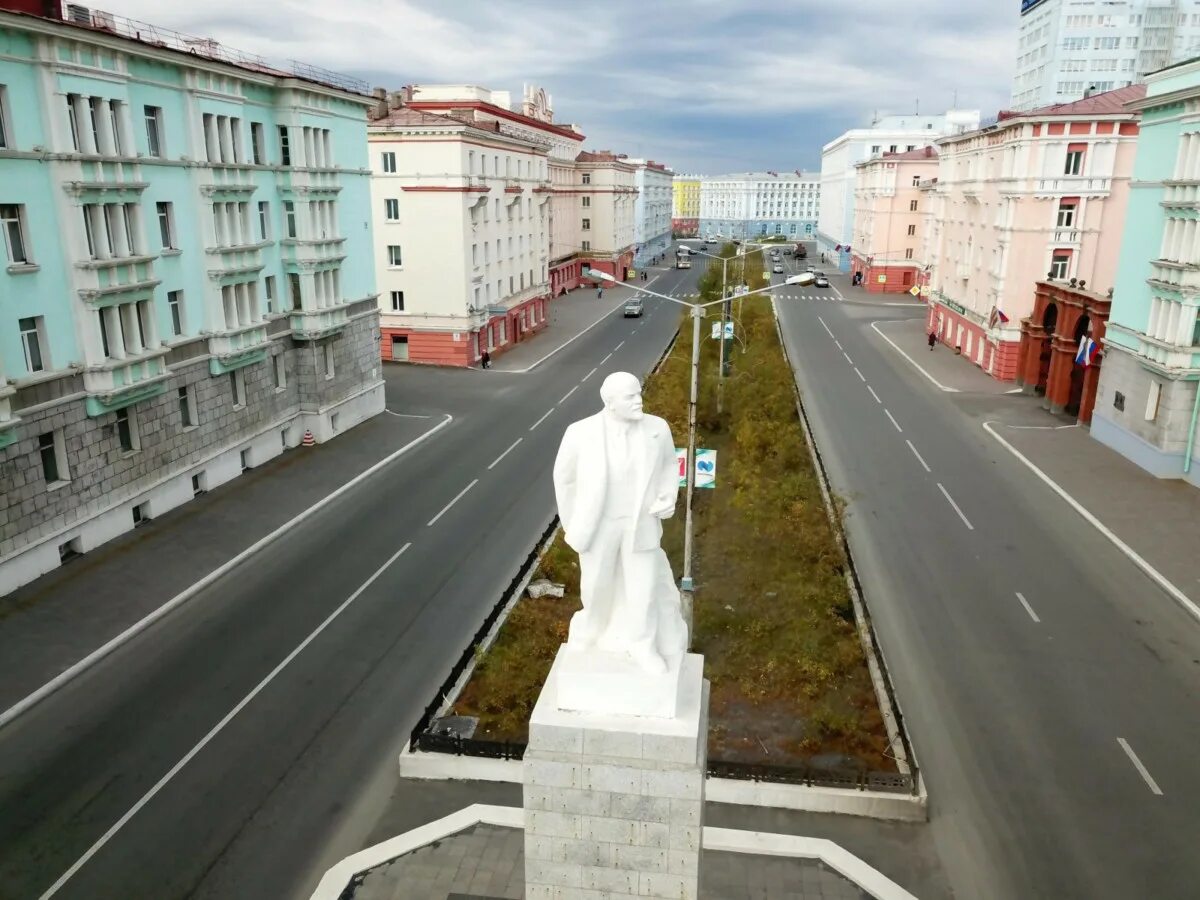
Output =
[
  {"x1": 927, "y1": 300, "x2": 1022, "y2": 382},
  {"x1": 851, "y1": 255, "x2": 921, "y2": 293},
  {"x1": 381, "y1": 295, "x2": 548, "y2": 367}
]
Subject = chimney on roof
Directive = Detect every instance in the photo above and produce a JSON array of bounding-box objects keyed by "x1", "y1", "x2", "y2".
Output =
[
  {"x1": 924, "y1": 146, "x2": 933, "y2": 158},
  {"x1": 369, "y1": 87, "x2": 388, "y2": 120}
]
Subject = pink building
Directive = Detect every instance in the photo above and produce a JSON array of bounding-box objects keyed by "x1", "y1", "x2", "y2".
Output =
[
  {"x1": 851, "y1": 147, "x2": 939, "y2": 294},
  {"x1": 927, "y1": 85, "x2": 1144, "y2": 380}
]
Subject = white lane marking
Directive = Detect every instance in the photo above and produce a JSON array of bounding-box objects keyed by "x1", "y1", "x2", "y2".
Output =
[
  {"x1": 1117, "y1": 738, "x2": 1164, "y2": 796},
  {"x1": 842, "y1": 351, "x2": 854, "y2": 365},
  {"x1": 0, "y1": 414, "x2": 453, "y2": 732},
  {"x1": 36, "y1": 541, "x2": 414, "y2": 899},
  {"x1": 529, "y1": 409, "x2": 554, "y2": 432},
  {"x1": 427, "y1": 479, "x2": 479, "y2": 527},
  {"x1": 385, "y1": 410, "x2": 433, "y2": 419},
  {"x1": 905, "y1": 439, "x2": 931, "y2": 473},
  {"x1": 559, "y1": 385, "x2": 579, "y2": 405},
  {"x1": 834, "y1": 340, "x2": 843, "y2": 350},
  {"x1": 867, "y1": 385, "x2": 882, "y2": 404},
  {"x1": 600, "y1": 352, "x2": 613, "y2": 365},
  {"x1": 614, "y1": 341, "x2": 625, "y2": 351},
  {"x1": 983, "y1": 421, "x2": 1200, "y2": 625},
  {"x1": 936, "y1": 482, "x2": 974, "y2": 530},
  {"x1": 869, "y1": 320, "x2": 961, "y2": 393},
  {"x1": 1015, "y1": 591, "x2": 1041, "y2": 623},
  {"x1": 884, "y1": 409, "x2": 903, "y2": 433},
  {"x1": 486, "y1": 439, "x2": 522, "y2": 471},
  {"x1": 818, "y1": 316, "x2": 835, "y2": 339},
  {"x1": 854, "y1": 367, "x2": 866, "y2": 382},
  {"x1": 581, "y1": 367, "x2": 598, "y2": 382}
]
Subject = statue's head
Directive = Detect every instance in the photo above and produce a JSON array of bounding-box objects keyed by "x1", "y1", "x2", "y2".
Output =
[{"x1": 600, "y1": 371, "x2": 643, "y2": 422}]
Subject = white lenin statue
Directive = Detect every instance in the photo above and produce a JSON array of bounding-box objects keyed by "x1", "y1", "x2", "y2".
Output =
[{"x1": 552, "y1": 372, "x2": 688, "y2": 678}]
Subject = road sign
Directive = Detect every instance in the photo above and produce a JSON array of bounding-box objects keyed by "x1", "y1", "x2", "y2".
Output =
[
  {"x1": 909, "y1": 285, "x2": 921, "y2": 296},
  {"x1": 675, "y1": 448, "x2": 718, "y2": 488},
  {"x1": 711, "y1": 321, "x2": 734, "y2": 340}
]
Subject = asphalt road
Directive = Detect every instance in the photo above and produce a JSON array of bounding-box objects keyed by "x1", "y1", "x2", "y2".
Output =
[
  {"x1": 0, "y1": 260, "x2": 699, "y2": 900},
  {"x1": 772, "y1": 256, "x2": 1200, "y2": 899}
]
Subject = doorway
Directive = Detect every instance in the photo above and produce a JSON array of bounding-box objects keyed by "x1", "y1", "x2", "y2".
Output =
[{"x1": 390, "y1": 335, "x2": 409, "y2": 362}]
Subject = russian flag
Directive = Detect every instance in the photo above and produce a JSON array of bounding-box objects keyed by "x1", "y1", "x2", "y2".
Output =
[
  {"x1": 996, "y1": 308, "x2": 1010, "y2": 324},
  {"x1": 1075, "y1": 335, "x2": 1098, "y2": 367}
]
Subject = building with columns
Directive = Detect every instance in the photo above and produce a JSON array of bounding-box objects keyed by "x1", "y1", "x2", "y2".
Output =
[
  {"x1": 927, "y1": 85, "x2": 1142, "y2": 380},
  {"x1": 672, "y1": 174, "x2": 701, "y2": 237},
  {"x1": 629, "y1": 159, "x2": 673, "y2": 269},
  {"x1": 1091, "y1": 59, "x2": 1200, "y2": 486},
  {"x1": 698, "y1": 171, "x2": 820, "y2": 241},
  {"x1": 574, "y1": 150, "x2": 638, "y2": 281},
  {"x1": 0, "y1": 2, "x2": 382, "y2": 594},
  {"x1": 367, "y1": 88, "x2": 552, "y2": 366},
  {"x1": 850, "y1": 147, "x2": 939, "y2": 293}
]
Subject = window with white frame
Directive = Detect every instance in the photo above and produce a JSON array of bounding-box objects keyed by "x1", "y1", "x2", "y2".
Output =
[
  {"x1": 288, "y1": 272, "x2": 302, "y2": 310},
  {"x1": 381, "y1": 150, "x2": 396, "y2": 173},
  {"x1": 581, "y1": 196, "x2": 591, "y2": 207},
  {"x1": 390, "y1": 290, "x2": 404, "y2": 311},
  {"x1": 1, "y1": 203, "x2": 30, "y2": 264},
  {"x1": 273, "y1": 353, "x2": 286, "y2": 390},
  {"x1": 264, "y1": 275, "x2": 276, "y2": 314},
  {"x1": 156, "y1": 201, "x2": 176, "y2": 249},
  {"x1": 283, "y1": 201, "x2": 297, "y2": 238},
  {"x1": 1057, "y1": 202, "x2": 1076, "y2": 228},
  {"x1": 219, "y1": 281, "x2": 259, "y2": 330},
  {"x1": 212, "y1": 201, "x2": 251, "y2": 247},
  {"x1": 0, "y1": 84, "x2": 11, "y2": 150},
  {"x1": 143, "y1": 105, "x2": 162, "y2": 157},
  {"x1": 1049, "y1": 252, "x2": 1071, "y2": 279},
  {"x1": 251, "y1": 121, "x2": 265, "y2": 165},
  {"x1": 279, "y1": 125, "x2": 291, "y2": 165},
  {"x1": 582, "y1": 218, "x2": 591, "y2": 230},
  {"x1": 384, "y1": 198, "x2": 399, "y2": 221},
  {"x1": 1064, "y1": 149, "x2": 1084, "y2": 175},
  {"x1": 323, "y1": 343, "x2": 335, "y2": 379},
  {"x1": 97, "y1": 300, "x2": 158, "y2": 360},
  {"x1": 177, "y1": 385, "x2": 197, "y2": 428},
  {"x1": 581, "y1": 240, "x2": 591, "y2": 251},
  {"x1": 81, "y1": 202, "x2": 140, "y2": 259},
  {"x1": 229, "y1": 369, "x2": 246, "y2": 408},
  {"x1": 115, "y1": 406, "x2": 140, "y2": 453},
  {"x1": 39, "y1": 429, "x2": 69, "y2": 485},
  {"x1": 581, "y1": 173, "x2": 591, "y2": 185},
  {"x1": 167, "y1": 289, "x2": 184, "y2": 336},
  {"x1": 1145, "y1": 379, "x2": 1162, "y2": 421},
  {"x1": 19, "y1": 315, "x2": 46, "y2": 372},
  {"x1": 387, "y1": 244, "x2": 402, "y2": 267},
  {"x1": 258, "y1": 200, "x2": 270, "y2": 240}
]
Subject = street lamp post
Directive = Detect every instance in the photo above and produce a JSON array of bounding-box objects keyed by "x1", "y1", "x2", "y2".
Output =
[{"x1": 589, "y1": 268, "x2": 791, "y2": 609}]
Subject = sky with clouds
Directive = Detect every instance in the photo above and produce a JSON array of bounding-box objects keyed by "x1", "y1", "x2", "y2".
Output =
[{"x1": 102, "y1": 0, "x2": 1020, "y2": 174}]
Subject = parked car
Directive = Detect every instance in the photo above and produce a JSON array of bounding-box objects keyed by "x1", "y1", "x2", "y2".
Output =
[
  {"x1": 806, "y1": 264, "x2": 816, "y2": 273},
  {"x1": 623, "y1": 297, "x2": 644, "y2": 317},
  {"x1": 814, "y1": 274, "x2": 830, "y2": 288},
  {"x1": 772, "y1": 264, "x2": 784, "y2": 273}
]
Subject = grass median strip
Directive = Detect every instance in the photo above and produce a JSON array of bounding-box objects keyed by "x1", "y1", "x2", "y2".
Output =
[{"x1": 450, "y1": 249, "x2": 894, "y2": 772}]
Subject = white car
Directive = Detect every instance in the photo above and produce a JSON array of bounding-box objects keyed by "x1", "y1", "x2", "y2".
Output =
[
  {"x1": 772, "y1": 264, "x2": 784, "y2": 273},
  {"x1": 785, "y1": 272, "x2": 815, "y2": 286}
]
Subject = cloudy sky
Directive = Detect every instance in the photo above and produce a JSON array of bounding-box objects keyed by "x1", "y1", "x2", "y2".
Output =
[{"x1": 104, "y1": 0, "x2": 1019, "y2": 174}]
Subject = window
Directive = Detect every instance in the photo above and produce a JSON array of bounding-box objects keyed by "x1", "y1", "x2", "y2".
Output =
[
  {"x1": 277, "y1": 125, "x2": 291, "y2": 165},
  {"x1": 229, "y1": 370, "x2": 246, "y2": 408},
  {"x1": 581, "y1": 173, "x2": 591, "y2": 185},
  {"x1": 19, "y1": 315, "x2": 46, "y2": 372},
  {"x1": 1064, "y1": 148, "x2": 1084, "y2": 175},
  {"x1": 156, "y1": 201, "x2": 175, "y2": 249},
  {"x1": 387, "y1": 244, "x2": 403, "y2": 267},
  {"x1": 381, "y1": 150, "x2": 396, "y2": 173},
  {"x1": 390, "y1": 290, "x2": 405, "y2": 311},
  {"x1": 178, "y1": 385, "x2": 196, "y2": 427},
  {"x1": 323, "y1": 343, "x2": 335, "y2": 379},
  {"x1": 1057, "y1": 202, "x2": 1076, "y2": 228},
  {"x1": 283, "y1": 200, "x2": 296, "y2": 238},
  {"x1": 1145, "y1": 380, "x2": 1162, "y2": 421},
  {"x1": 1050, "y1": 252, "x2": 1071, "y2": 279},
  {"x1": 167, "y1": 289, "x2": 184, "y2": 336},
  {"x1": 582, "y1": 218, "x2": 591, "y2": 230},
  {"x1": 288, "y1": 272, "x2": 302, "y2": 310},
  {"x1": 257, "y1": 200, "x2": 270, "y2": 240},
  {"x1": 0, "y1": 85, "x2": 10, "y2": 149},
  {"x1": 115, "y1": 407, "x2": 139, "y2": 453},
  {"x1": 39, "y1": 430, "x2": 69, "y2": 485},
  {"x1": 905, "y1": 248, "x2": 914, "y2": 259},
  {"x1": 907, "y1": 224, "x2": 916, "y2": 236},
  {"x1": 1, "y1": 203, "x2": 30, "y2": 264},
  {"x1": 870, "y1": 145, "x2": 880, "y2": 154},
  {"x1": 250, "y1": 122, "x2": 265, "y2": 164},
  {"x1": 384, "y1": 198, "x2": 399, "y2": 221},
  {"x1": 1113, "y1": 390, "x2": 1125, "y2": 411},
  {"x1": 273, "y1": 353, "x2": 286, "y2": 389},
  {"x1": 264, "y1": 275, "x2": 276, "y2": 314},
  {"x1": 581, "y1": 240, "x2": 591, "y2": 251},
  {"x1": 582, "y1": 196, "x2": 591, "y2": 208},
  {"x1": 889, "y1": 145, "x2": 897, "y2": 153}
]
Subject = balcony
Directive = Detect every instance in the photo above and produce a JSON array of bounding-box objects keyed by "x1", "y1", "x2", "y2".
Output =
[
  {"x1": 1031, "y1": 176, "x2": 1111, "y2": 198},
  {"x1": 1052, "y1": 228, "x2": 1081, "y2": 246},
  {"x1": 291, "y1": 301, "x2": 350, "y2": 341},
  {"x1": 207, "y1": 321, "x2": 273, "y2": 375},
  {"x1": 82, "y1": 347, "x2": 171, "y2": 416},
  {"x1": 1148, "y1": 259, "x2": 1200, "y2": 293},
  {"x1": 280, "y1": 236, "x2": 347, "y2": 267}
]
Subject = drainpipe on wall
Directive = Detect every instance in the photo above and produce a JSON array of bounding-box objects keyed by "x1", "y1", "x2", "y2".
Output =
[{"x1": 1185, "y1": 377, "x2": 1200, "y2": 475}]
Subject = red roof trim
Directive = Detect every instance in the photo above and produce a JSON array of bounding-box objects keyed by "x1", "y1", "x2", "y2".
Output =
[{"x1": 406, "y1": 100, "x2": 585, "y2": 142}]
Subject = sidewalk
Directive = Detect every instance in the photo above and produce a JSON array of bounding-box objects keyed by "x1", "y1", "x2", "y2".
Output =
[
  {"x1": 821, "y1": 268, "x2": 927, "y2": 308},
  {"x1": 0, "y1": 381, "x2": 451, "y2": 715},
  {"x1": 489, "y1": 280, "x2": 652, "y2": 373},
  {"x1": 870, "y1": 317, "x2": 1016, "y2": 396}
]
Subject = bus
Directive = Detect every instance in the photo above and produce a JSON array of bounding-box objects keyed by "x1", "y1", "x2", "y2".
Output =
[{"x1": 676, "y1": 248, "x2": 692, "y2": 269}]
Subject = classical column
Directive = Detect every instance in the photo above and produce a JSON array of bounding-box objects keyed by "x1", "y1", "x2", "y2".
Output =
[
  {"x1": 1079, "y1": 359, "x2": 1103, "y2": 425},
  {"x1": 1044, "y1": 339, "x2": 1075, "y2": 415}
]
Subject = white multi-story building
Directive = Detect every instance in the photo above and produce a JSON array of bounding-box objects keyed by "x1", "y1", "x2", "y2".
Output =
[
  {"x1": 698, "y1": 171, "x2": 821, "y2": 241},
  {"x1": 368, "y1": 88, "x2": 552, "y2": 366},
  {"x1": 575, "y1": 151, "x2": 638, "y2": 280},
  {"x1": 629, "y1": 159, "x2": 673, "y2": 268},
  {"x1": 1011, "y1": 0, "x2": 1200, "y2": 112},
  {"x1": 818, "y1": 111, "x2": 980, "y2": 270}
]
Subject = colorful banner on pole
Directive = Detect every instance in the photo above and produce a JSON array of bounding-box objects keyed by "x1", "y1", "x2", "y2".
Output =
[
  {"x1": 676, "y1": 448, "x2": 717, "y2": 488},
  {"x1": 711, "y1": 322, "x2": 734, "y2": 340}
]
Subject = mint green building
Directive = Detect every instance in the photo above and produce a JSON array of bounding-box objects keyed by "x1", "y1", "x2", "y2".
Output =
[
  {"x1": 0, "y1": 5, "x2": 383, "y2": 593},
  {"x1": 1093, "y1": 57, "x2": 1200, "y2": 488}
]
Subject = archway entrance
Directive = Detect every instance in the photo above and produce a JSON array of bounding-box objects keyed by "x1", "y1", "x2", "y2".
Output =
[
  {"x1": 1065, "y1": 313, "x2": 1090, "y2": 418},
  {"x1": 1035, "y1": 303, "x2": 1058, "y2": 395}
]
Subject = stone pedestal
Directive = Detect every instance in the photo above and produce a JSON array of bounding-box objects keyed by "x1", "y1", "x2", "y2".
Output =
[{"x1": 523, "y1": 647, "x2": 709, "y2": 900}]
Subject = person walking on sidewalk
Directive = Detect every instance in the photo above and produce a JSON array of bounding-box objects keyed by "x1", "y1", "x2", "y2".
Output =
[
  {"x1": 481, "y1": 349, "x2": 491, "y2": 369},
  {"x1": 597, "y1": 287, "x2": 603, "y2": 299},
  {"x1": 928, "y1": 331, "x2": 937, "y2": 351}
]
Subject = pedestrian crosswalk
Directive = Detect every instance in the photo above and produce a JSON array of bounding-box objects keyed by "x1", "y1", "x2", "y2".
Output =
[{"x1": 778, "y1": 293, "x2": 843, "y2": 302}]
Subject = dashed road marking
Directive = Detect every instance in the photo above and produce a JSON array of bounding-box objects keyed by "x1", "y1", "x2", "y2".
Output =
[
  {"x1": 936, "y1": 482, "x2": 974, "y2": 530},
  {"x1": 1117, "y1": 738, "x2": 1163, "y2": 796}
]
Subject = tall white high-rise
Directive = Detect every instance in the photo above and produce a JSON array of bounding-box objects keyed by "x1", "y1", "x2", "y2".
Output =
[{"x1": 1011, "y1": 0, "x2": 1200, "y2": 111}]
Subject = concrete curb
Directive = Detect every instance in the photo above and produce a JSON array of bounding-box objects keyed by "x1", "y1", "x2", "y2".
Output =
[
  {"x1": 0, "y1": 413, "x2": 454, "y2": 732},
  {"x1": 309, "y1": 804, "x2": 921, "y2": 900},
  {"x1": 396, "y1": 751, "x2": 925, "y2": 823}
]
